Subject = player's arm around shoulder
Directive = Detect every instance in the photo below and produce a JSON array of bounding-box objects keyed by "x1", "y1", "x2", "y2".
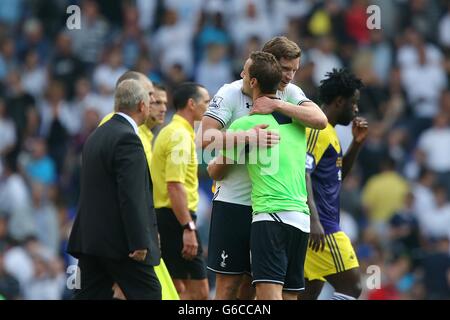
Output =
[
  {"x1": 293, "y1": 100, "x2": 328, "y2": 129},
  {"x1": 281, "y1": 83, "x2": 327, "y2": 129},
  {"x1": 251, "y1": 84, "x2": 327, "y2": 129}
]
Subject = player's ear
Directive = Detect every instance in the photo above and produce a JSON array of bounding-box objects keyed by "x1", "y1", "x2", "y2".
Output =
[
  {"x1": 250, "y1": 78, "x2": 257, "y2": 89},
  {"x1": 335, "y1": 96, "x2": 345, "y2": 108},
  {"x1": 137, "y1": 100, "x2": 145, "y2": 113},
  {"x1": 188, "y1": 97, "x2": 196, "y2": 111}
]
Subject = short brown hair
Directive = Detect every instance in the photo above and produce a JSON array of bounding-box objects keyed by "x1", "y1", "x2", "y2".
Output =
[
  {"x1": 262, "y1": 36, "x2": 301, "y2": 61},
  {"x1": 249, "y1": 51, "x2": 282, "y2": 94}
]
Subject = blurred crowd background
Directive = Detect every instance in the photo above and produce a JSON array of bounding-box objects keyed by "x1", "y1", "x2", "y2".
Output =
[{"x1": 0, "y1": 0, "x2": 449, "y2": 300}]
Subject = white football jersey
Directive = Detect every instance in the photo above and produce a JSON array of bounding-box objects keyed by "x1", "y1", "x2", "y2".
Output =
[{"x1": 204, "y1": 79, "x2": 310, "y2": 206}]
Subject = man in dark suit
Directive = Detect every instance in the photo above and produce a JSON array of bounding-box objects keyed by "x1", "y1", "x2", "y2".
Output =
[{"x1": 67, "y1": 79, "x2": 161, "y2": 300}]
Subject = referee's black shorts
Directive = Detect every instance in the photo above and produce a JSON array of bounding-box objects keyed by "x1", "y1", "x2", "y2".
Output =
[{"x1": 156, "y1": 207, "x2": 207, "y2": 280}]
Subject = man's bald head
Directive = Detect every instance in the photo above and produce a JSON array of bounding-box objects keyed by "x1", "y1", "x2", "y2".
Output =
[
  {"x1": 115, "y1": 71, "x2": 146, "y2": 88},
  {"x1": 114, "y1": 71, "x2": 155, "y2": 112}
]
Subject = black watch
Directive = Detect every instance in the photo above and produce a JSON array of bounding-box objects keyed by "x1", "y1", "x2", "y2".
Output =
[{"x1": 182, "y1": 221, "x2": 196, "y2": 231}]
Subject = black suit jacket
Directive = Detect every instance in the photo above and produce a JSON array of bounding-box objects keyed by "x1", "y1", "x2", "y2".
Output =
[{"x1": 68, "y1": 114, "x2": 160, "y2": 266}]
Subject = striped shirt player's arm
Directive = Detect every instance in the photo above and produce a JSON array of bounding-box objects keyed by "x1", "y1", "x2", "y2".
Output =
[
  {"x1": 203, "y1": 85, "x2": 233, "y2": 129},
  {"x1": 285, "y1": 83, "x2": 312, "y2": 106},
  {"x1": 199, "y1": 84, "x2": 243, "y2": 151},
  {"x1": 207, "y1": 118, "x2": 250, "y2": 181}
]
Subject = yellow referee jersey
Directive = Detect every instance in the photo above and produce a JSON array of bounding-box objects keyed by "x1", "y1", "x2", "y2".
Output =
[{"x1": 151, "y1": 114, "x2": 199, "y2": 212}]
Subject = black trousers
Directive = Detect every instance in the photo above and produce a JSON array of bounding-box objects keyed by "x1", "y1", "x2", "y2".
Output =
[{"x1": 73, "y1": 254, "x2": 161, "y2": 300}]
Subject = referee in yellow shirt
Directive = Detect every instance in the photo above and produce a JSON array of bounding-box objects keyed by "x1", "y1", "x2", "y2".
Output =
[
  {"x1": 98, "y1": 71, "x2": 178, "y2": 300},
  {"x1": 151, "y1": 82, "x2": 210, "y2": 300}
]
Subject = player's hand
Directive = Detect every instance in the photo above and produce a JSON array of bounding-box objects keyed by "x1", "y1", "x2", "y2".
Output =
[
  {"x1": 129, "y1": 249, "x2": 147, "y2": 261},
  {"x1": 247, "y1": 124, "x2": 280, "y2": 148},
  {"x1": 182, "y1": 229, "x2": 198, "y2": 260},
  {"x1": 352, "y1": 117, "x2": 369, "y2": 144},
  {"x1": 309, "y1": 218, "x2": 326, "y2": 252},
  {"x1": 250, "y1": 96, "x2": 280, "y2": 115}
]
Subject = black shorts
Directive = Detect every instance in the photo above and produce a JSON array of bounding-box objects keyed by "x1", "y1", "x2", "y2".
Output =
[
  {"x1": 156, "y1": 208, "x2": 207, "y2": 280},
  {"x1": 251, "y1": 221, "x2": 309, "y2": 291},
  {"x1": 207, "y1": 201, "x2": 252, "y2": 275}
]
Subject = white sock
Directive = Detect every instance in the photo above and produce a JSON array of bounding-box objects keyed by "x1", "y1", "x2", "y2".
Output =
[{"x1": 331, "y1": 292, "x2": 356, "y2": 300}]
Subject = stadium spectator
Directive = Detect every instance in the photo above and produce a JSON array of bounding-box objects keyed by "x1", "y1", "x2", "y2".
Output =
[
  {"x1": 419, "y1": 185, "x2": 450, "y2": 241},
  {"x1": 345, "y1": 0, "x2": 370, "y2": 45},
  {"x1": 439, "y1": 3, "x2": 450, "y2": 50},
  {"x1": 411, "y1": 169, "x2": 436, "y2": 225},
  {"x1": 195, "y1": 42, "x2": 233, "y2": 96},
  {"x1": 229, "y1": 1, "x2": 273, "y2": 49},
  {"x1": 16, "y1": 18, "x2": 50, "y2": 65},
  {"x1": 0, "y1": 0, "x2": 24, "y2": 28},
  {"x1": 398, "y1": 27, "x2": 447, "y2": 137},
  {"x1": 69, "y1": 0, "x2": 109, "y2": 70},
  {"x1": 308, "y1": 35, "x2": 343, "y2": 86},
  {"x1": 4, "y1": 70, "x2": 36, "y2": 159},
  {"x1": 362, "y1": 158, "x2": 409, "y2": 235},
  {"x1": 23, "y1": 248, "x2": 65, "y2": 300},
  {"x1": 0, "y1": 250, "x2": 21, "y2": 300},
  {"x1": 21, "y1": 50, "x2": 48, "y2": 101},
  {"x1": 0, "y1": 159, "x2": 35, "y2": 242},
  {"x1": 152, "y1": 8, "x2": 194, "y2": 79},
  {"x1": 388, "y1": 192, "x2": 422, "y2": 260},
  {"x1": 0, "y1": 98, "x2": 16, "y2": 158},
  {"x1": 416, "y1": 111, "x2": 450, "y2": 196},
  {"x1": 419, "y1": 237, "x2": 450, "y2": 300},
  {"x1": 30, "y1": 183, "x2": 60, "y2": 256},
  {"x1": 115, "y1": 4, "x2": 149, "y2": 69},
  {"x1": 49, "y1": 32, "x2": 85, "y2": 101},
  {"x1": 0, "y1": 38, "x2": 19, "y2": 82}
]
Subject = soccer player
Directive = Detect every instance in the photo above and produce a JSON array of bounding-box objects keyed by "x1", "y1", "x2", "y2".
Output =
[
  {"x1": 300, "y1": 69, "x2": 368, "y2": 300},
  {"x1": 199, "y1": 36, "x2": 327, "y2": 300},
  {"x1": 208, "y1": 51, "x2": 310, "y2": 300},
  {"x1": 151, "y1": 83, "x2": 211, "y2": 300},
  {"x1": 98, "y1": 72, "x2": 178, "y2": 300}
]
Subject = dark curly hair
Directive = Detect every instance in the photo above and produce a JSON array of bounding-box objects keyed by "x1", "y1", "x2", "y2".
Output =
[{"x1": 319, "y1": 69, "x2": 364, "y2": 105}]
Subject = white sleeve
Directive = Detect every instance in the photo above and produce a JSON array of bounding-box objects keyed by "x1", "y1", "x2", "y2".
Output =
[
  {"x1": 203, "y1": 84, "x2": 234, "y2": 128},
  {"x1": 285, "y1": 84, "x2": 311, "y2": 106}
]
